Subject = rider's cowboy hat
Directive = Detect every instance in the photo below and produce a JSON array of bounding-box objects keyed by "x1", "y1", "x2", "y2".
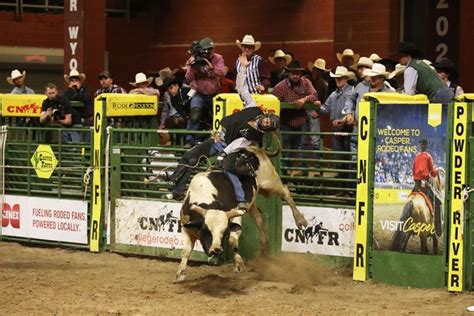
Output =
[
  {"x1": 7, "y1": 69, "x2": 26, "y2": 85},
  {"x1": 154, "y1": 67, "x2": 173, "y2": 87},
  {"x1": 130, "y1": 72, "x2": 153, "y2": 86},
  {"x1": 236, "y1": 35, "x2": 261, "y2": 51},
  {"x1": 308, "y1": 58, "x2": 330, "y2": 72},
  {"x1": 330, "y1": 66, "x2": 356, "y2": 80},
  {"x1": 268, "y1": 50, "x2": 292, "y2": 65},
  {"x1": 64, "y1": 69, "x2": 86, "y2": 83},
  {"x1": 336, "y1": 48, "x2": 360, "y2": 64},
  {"x1": 362, "y1": 63, "x2": 390, "y2": 78}
]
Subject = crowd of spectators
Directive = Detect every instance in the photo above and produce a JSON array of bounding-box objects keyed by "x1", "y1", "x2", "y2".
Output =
[{"x1": 4, "y1": 36, "x2": 463, "y2": 158}]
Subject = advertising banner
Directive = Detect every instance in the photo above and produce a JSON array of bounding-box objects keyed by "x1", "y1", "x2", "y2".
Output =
[
  {"x1": 1, "y1": 195, "x2": 88, "y2": 244},
  {"x1": 373, "y1": 103, "x2": 447, "y2": 255},
  {"x1": 103, "y1": 94, "x2": 158, "y2": 117},
  {"x1": 281, "y1": 205, "x2": 355, "y2": 257},
  {"x1": 0, "y1": 94, "x2": 46, "y2": 117},
  {"x1": 114, "y1": 199, "x2": 203, "y2": 252}
]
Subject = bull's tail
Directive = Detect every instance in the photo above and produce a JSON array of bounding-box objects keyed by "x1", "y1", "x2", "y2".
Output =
[
  {"x1": 264, "y1": 131, "x2": 281, "y2": 157},
  {"x1": 390, "y1": 200, "x2": 413, "y2": 252}
]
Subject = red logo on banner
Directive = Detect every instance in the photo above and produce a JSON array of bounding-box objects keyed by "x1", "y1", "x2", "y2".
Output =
[{"x1": 2, "y1": 203, "x2": 20, "y2": 228}]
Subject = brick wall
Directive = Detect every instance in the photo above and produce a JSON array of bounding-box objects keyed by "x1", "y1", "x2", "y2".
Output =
[{"x1": 334, "y1": 0, "x2": 400, "y2": 63}]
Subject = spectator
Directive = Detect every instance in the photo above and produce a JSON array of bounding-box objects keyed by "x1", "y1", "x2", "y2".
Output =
[
  {"x1": 328, "y1": 48, "x2": 359, "y2": 94},
  {"x1": 307, "y1": 58, "x2": 330, "y2": 103},
  {"x1": 344, "y1": 63, "x2": 395, "y2": 154},
  {"x1": 129, "y1": 72, "x2": 160, "y2": 96},
  {"x1": 317, "y1": 66, "x2": 355, "y2": 195},
  {"x1": 184, "y1": 37, "x2": 226, "y2": 148},
  {"x1": 155, "y1": 67, "x2": 174, "y2": 95},
  {"x1": 272, "y1": 60, "x2": 318, "y2": 174},
  {"x1": 352, "y1": 57, "x2": 373, "y2": 83},
  {"x1": 7, "y1": 69, "x2": 36, "y2": 127},
  {"x1": 433, "y1": 58, "x2": 464, "y2": 97},
  {"x1": 39, "y1": 83, "x2": 82, "y2": 143},
  {"x1": 269, "y1": 49, "x2": 292, "y2": 88},
  {"x1": 388, "y1": 64, "x2": 406, "y2": 92},
  {"x1": 63, "y1": 70, "x2": 92, "y2": 125},
  {"x1": 94, "y1": 70, "x2": 126, "y2": 97},
  {"x1": 235, "y1": 34, "x2": 270, "y2": 93},
  {"x1": 394, "y1": 42, "x2": 454, "y2": 103},
  {"x1": 7, "y1": 69, "x2": 34, "y2": 94},
  {"x1": 159, "y1": 76, "x2": 190, "y2": 130}
]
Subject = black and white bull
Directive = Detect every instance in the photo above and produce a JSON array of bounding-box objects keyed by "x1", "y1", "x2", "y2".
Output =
[{"x1": 175, "y1": 146, "x2": 308, "y2": 282}]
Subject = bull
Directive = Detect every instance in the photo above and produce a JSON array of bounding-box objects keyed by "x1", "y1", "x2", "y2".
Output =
[{"x1": 175, "y1": 145, "x2": 308, "y2": 282}]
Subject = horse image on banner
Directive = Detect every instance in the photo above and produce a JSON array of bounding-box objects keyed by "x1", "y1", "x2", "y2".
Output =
[{"x1": 390, "y1": 167, "x2": 445, "y2": 254}]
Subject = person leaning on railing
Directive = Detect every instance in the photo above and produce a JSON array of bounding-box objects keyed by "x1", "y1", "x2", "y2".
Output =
[
  {"x1": 39, "y1": 83, "x2": 82, "y2": 143},
  {"x1": 6, "y1": 69, "x2": 38, "y2": 127},
  {"x1": 63, "y1": 70, "x2": 93, "y2": 126}
]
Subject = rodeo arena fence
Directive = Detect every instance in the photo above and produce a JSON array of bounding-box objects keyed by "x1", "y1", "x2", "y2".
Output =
[{"x1": 1, "y1": 92, "x2": 474, "y2": 291}]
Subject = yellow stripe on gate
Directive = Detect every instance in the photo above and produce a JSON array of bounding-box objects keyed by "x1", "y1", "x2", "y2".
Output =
[
  {"x1": 448, "y1": 102, "x2": 467, "y2": 292},
  {"x1": 353, "y1": 101, "x2": 371, "y2": 281},
  {"x1": 89, "y1": 97, "x2": 103, "y2": 252}
]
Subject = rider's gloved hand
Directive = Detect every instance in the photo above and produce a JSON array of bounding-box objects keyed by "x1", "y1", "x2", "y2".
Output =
[{"x1": 215, "y1": 153, "x2": 226, "y2": 169}]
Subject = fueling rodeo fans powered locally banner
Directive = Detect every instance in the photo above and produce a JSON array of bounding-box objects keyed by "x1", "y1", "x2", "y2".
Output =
[{"x1": 372, "y1": 103, "x2": 447, "y2": 255}]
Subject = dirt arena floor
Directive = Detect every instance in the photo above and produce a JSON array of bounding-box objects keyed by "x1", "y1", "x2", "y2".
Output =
[{"x1": 1, "y1": 241, "x2": 474, "y2": 315}]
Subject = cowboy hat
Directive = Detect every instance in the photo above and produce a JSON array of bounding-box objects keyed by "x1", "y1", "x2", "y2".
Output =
[
  {"x1": 64, "y1": 69, "x2": 86, "y2": 83},
  {"x1": 308, "y1": 58, "x2": 330, "y2": 72},
  {"x1": 154, "y1": 67, "x2": 173, "y2": 86},
  {"x1": 7, "y1": 69, "x2": 26, "y2": 85},
  {"x1": 353, "y1": 57, "x2": 374, "y2": 69},
  {"x1": 433, "y1": 58, "x2": 458, "y2": 78},
  {"x1": 236, "y1": 35, "x2": 261, "y2": 51},
  {"x1": 286, "y1": 60, "x2": 304, "y2": 72},
  {"x1": 362, "y1": 63, "x2": 390, "y2": 78},
  {"x1": 336, "y1": 48, "x2": 360, "y2": 64},
  {"x1": 330, "y1": 66, "x2": 356, "y2": 80},
  {"x1": 388, "y1": 63, "x2": 406, "y2": 79},
  {"x1": 130, "y1": 72, "x2": 153, "y2": 86},
  {"x1": 269, "y1": 50, "x2": 292, "y2": 65},
  {"x1": 98, "y1": 70, "x2": 112, "y2": 79},
  {"x1": 370, "y1": 53, "x2": 382, "y2": 62},
  {"x1": 392, "y1": 41, "x2": 423, "y2": 59},
  {"x1": 162, "y1": 76, "x2": 179, "y2": 89}
]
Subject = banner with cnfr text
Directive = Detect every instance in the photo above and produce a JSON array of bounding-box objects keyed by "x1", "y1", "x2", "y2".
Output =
[{"x1": 0, "y1": 94, "x2": 46, "y2": 117}]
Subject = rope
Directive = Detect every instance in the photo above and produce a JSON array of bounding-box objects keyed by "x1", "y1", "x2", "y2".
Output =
[
  {"x1": 144, "y1": 154, "x2": 213, "y2": 184},
  {"x1": 1, "y1": 125, "x2": 8, "y2": 237},
  {"x1": 463, "y1": 187, "x2": 474, "y2": 203},
  {"x1": 83, "y1": 166, "x2": 93, "y2": 201},
  {"x1": 104, "y1": 126, "x2": 112, "y2": 226}
]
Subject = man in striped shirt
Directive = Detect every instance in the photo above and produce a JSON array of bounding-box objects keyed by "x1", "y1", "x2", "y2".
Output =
[{"x1": 235, "y1": 35, "x2": 270, "y2": 94}]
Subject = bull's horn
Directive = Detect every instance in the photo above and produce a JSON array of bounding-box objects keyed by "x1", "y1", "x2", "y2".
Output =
[
  {"x1": 190, "y1": 204, "x2": 207, "y2": 216},
  {"x1": 264, "y1": 131, "x2": 281, "y2": 157},
  {"x1": 226, "y1": 209, "x2": 245, "y2": 218}
]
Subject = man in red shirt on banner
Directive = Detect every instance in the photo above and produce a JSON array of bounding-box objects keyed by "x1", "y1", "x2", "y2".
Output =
[{"x1": 412, "y1": 139, "x2": 442, "y2": 236}]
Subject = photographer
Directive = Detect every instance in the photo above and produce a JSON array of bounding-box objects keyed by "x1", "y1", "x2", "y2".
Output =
[
  {"x1": 63, "y1": 70, "x2": 92, "y2": 126},
  {"x1": 184, "y1": 37, "x2": 226, "y2": 148},
  {"x1": 40, "y1": 83, "x2": 82, "y2": 143}
]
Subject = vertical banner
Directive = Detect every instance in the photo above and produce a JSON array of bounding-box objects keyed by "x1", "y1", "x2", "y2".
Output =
[
  {"x1": 89, "y1": 97, "x2": 104, "y2": 252},
  {"x1": 372, "y1": 103, "x2": 447, "y2": 255},
  {"x1": 353, "y1": 101, "x2": 372, "y2": 281},
  {"x1": 448, "y1": 102, "x2": 467, "y2": 292},
  {"x1": 64, "y1": 0, "x2": 84, "y2": 74}
]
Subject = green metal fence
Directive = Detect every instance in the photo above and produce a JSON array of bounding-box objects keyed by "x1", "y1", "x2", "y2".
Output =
[{"x1": 1, "y1": 126, "x2": 92, "y2": 248}]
